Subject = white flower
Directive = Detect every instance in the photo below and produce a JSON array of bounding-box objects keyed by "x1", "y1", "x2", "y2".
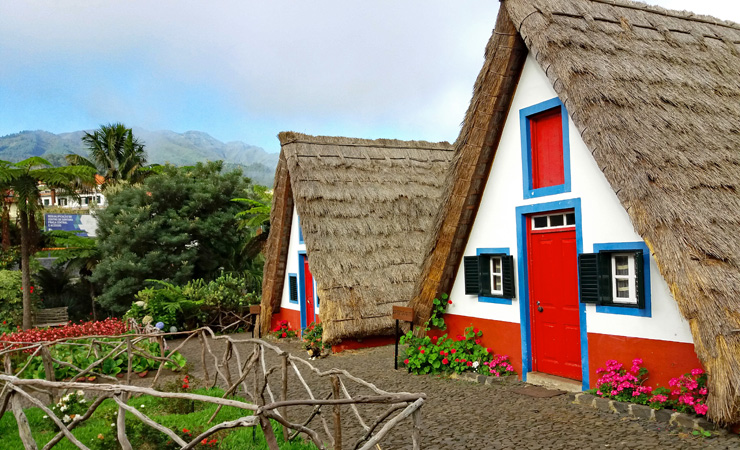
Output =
[
  {"x1": 142, "y1": 315, "x2": 153, "y2": 325},
  {"x1": 60, "y1": 405, "x2": 68, "y2": 412},
  {"x1": 140, "y1": 404, "x2": 145, "y2": 408},
  {"x1": 79, "y1": 398, "x2": 86, "y2": 403},
  {"x1": 63, "y1": 415, "x2": 71, "y2": 423},
  {"x1": 111, "y1": 423, "x2": 115, "y2": 427},
  {"x1": 76, "y1": 390, "x2": 84, "y2": 397},
  {"x1": 134, "y1": 301, "x2": 145, "y2": 308},
  {"x1": 472, "y1": 361, "x2": 480, "y2": 369},
  {"x1": 169, "y1": 326, "x2": 178, "y2": 332},
  {"x1": 43, "y1": 415, "x2": 48, "y2": 419}
]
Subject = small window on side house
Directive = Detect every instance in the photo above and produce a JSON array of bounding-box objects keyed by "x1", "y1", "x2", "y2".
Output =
[
  {"x1": 288, "y1": 274, "x2": 298, "y2": 303},
  {"x1": 463, "y1": 251, "x2": 515, "y2": 302},
  {"x1": 578, "y1": 250, "x2": 645, "y2": 308}
]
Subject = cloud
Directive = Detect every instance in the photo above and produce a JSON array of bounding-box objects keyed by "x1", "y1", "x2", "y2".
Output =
[{"x1": 0, "y1": 0, "x2": 738, "y2": 151}]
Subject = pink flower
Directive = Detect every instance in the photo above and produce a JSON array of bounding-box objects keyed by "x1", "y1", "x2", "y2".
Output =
[
  {"x1": 694, "y1": 403, "x2": 708, "y2": 415},
  {"x1": 691, "y1": 368, "x2": 704, "y2": 377}
]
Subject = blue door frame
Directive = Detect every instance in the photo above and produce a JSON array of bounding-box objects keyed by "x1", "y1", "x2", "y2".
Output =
[
  {"x1": 515, "y1": 198, "x2": 589, "y2": 389},
  {"x1": 297, "y1": 251, "x2": 315, "y2": 334}
]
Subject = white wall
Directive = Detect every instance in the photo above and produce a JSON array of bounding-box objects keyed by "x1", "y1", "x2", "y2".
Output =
[
  {"x1": 279, "y1": 206, "x2": 320, "y2": 317},
  {"x1": 280, "y1": 206, "x2": 304, "y2": 312},
  {"x1": 447, "y1": 54, "x2": 693, "y2": 344}
]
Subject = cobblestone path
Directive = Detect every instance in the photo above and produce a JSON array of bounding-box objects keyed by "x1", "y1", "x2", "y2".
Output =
[{"x1": 175, "y1": 334, "x2": 739, "y2": 450}]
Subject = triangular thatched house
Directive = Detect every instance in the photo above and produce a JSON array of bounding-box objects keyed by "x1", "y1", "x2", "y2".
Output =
[
  {"x1": 261, "y1": 132, "x2": 453, "y2": 347},
  {"x1": 411, "y1": 0, "x2": 740, "y2": 425}
]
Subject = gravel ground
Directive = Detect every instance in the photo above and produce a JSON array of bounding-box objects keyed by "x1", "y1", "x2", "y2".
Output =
[{"x1": 168, "y1": 333, "x2": 740, "y2": 450}]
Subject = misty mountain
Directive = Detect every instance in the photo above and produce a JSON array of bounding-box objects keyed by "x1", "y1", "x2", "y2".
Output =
[{"x1": 0, "y1": 128, "x2": 278, "y2": 186}]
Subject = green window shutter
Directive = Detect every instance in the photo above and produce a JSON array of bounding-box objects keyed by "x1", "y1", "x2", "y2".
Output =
[
  {"x1": 463, "y1": 256, "x2": 480, "y2": 295},
  {"x1": 597, "y1": 252, "x2": 612, "y2": 305},
  {"x1": 634, "y1": 251, "x2": 646, "y2": 309},
  {"x1": 478, "y1": 255, "x2": 492, "y2": 297},
  {"x1": 502, "y1": 255, "x2": 516, "y2": 298},
  {"x1": 289, "y1": 275, "x2": 298, "y2": 302},
  {"x1": 578, "y1": 253, "x2": 600, "y2": 303}
]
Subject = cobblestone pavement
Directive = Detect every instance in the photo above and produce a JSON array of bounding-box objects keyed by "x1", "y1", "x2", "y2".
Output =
[{"x1": 174, "y1": 334, "x2": 739, "y2": 450}]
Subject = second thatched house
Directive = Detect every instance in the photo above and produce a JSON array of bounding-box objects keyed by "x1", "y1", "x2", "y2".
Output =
[
  {"x1": 261, "y1": 132, "x2": 453, "y2": 348},
  {"x1": 410, "y1": 0, "x2": 740, "y2": 425}
]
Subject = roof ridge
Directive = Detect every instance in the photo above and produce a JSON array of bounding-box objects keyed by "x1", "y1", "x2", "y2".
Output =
[
  {"x1": 589, "y1": 0, "x2": 740, "y2": 31},
  {"x1": 283, "y1": 138, "x2": 455, "y2": 152}
]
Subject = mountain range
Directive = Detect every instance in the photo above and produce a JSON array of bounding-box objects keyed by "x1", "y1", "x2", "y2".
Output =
[{"x1": 0, "y1": 128, "x2": 279, "y2": 186}]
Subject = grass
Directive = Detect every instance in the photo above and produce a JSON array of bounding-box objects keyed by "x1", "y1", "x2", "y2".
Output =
[{"x1": 0, "y1": 387, "x2": 319, "y2": 449}]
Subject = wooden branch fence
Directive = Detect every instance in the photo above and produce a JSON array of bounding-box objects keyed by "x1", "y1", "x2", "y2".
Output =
[{"x1": 0, "y1": 328, "x2": 426, "y2": 450}]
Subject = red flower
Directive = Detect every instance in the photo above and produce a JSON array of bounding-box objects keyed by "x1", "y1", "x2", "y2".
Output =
[
  {"x1": 487, "y1": 348, "x2": 492, "y2": 353},
  {"x1": 448, "y1": 300, "x2": 453, "y2": 304},
  {"x1": 475, "y1": 339, "x2": 481, "y2": 345},
  {"x1": 473, "y1": 328, "x2": 479, "y2": 334},
  {"x1": 455, "y1": 358, "x2": 460, "y2": 363},
  {"x1": 404, "y1": 359, "x2": 409, "y2": 364},
  {"x1": 467, "y1": 361, "x2": 473, "y2": 367},
  {"x1": 420, "y1": 349, "x2": 425, "y2": 354},
  {"x1": 183, "y1": 428, "x2": 190, "y2": 433},
  {"x1": 442, "y1": 358, "x2": 449, "y2": 364},
  {"x1": 281, "y1": 332, "x2": 287, "y2": 338},
  {"x1": 439, "y1": 350, "x2": 445, "y2": 355},
  {"x1": 431, "y1": 336, "x2": 438, "y2": 342},
  {"x1": 450, "y1": 349, "x2": 456, "y2": 354}
]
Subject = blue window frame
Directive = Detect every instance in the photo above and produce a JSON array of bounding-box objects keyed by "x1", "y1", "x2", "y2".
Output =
[
  {"x1": 591, "y1": 242, "x2": 652, "y2": 317},
  {"x1": 475, "y1": 248, "x2": 514, "y2": 305},
  {"x1": 297, "y1": 216, "x2": 304, "y2": 244},
  {"x1": 520, "y1": 97, "x2": 571, "y2": 199},
  {"x1": 288, "y1": 273, "x2": 298, "y2": 304}
]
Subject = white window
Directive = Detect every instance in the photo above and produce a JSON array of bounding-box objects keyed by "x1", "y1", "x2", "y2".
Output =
[
  {"x1": 58, "y1": 198, "x2": 67, "y2": 206},
  {"x1": 489, "y1": 256, "x2": 503, "y2": 296},
  {"x1": 43, "y1": 199, "x2": 50, "y2": 206},
  {"x1": 611, "y1": 253, "x2": 637, "y2": 304},
  {"x1": 532, "y1": 212, "x2": 575, "y2": 229}
]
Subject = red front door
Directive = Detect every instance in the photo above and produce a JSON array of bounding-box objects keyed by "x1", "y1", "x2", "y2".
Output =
[
  {"x1": 527, "y1": 217, "x2": 581, "y2": 380},
  {"x1": 303, "y1": 256, "x2": 315, "y2": 325}
]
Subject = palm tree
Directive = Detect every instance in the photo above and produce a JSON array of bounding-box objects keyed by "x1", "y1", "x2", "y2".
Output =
[
  {"x1": 0, "y1": 157, "x2": 96, "y2": 329},
  {"x1": 67, "y1": 123, "x2": 149, "y2": 185}
]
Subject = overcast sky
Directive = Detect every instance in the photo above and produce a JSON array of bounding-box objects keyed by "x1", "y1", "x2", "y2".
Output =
[{"x1": 1, "y1": 1, "x2": 738, "y2": 154}]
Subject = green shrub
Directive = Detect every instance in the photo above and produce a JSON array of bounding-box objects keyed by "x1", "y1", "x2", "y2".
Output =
[{"x1": 0, "y1": 269, "x2": 40, "y2": 328}]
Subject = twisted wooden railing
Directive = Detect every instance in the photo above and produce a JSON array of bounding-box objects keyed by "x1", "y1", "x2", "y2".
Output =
[{"x1": 0, "y1": 328, "x2": 426, "y2": 450}]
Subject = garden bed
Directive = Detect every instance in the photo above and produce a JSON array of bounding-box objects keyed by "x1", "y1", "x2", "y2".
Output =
[{"x1": 570, "y1": 392, "x2": 726, "y2": 436}]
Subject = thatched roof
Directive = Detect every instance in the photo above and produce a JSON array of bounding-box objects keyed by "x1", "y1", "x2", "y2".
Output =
[
  {"x1": 413, "y1": 0, "x2": 740, "y2": 425},
  {"x1": 261, "y1": 132, "x2": 453, "y2": 343}
]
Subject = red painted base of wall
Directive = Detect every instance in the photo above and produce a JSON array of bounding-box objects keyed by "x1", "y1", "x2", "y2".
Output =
[
  {"x1": 270, "y1": 308, "x2": 301, "y2": 333},
  {"x1": 436, "y1": 314, "x2": 523, "y2": 376},
  {"x1": 588, "y1": 333, "x2": 701, "y2": 389},
  {"x1": 332, "y1": 336, "x2": 396, "y2": 353}
]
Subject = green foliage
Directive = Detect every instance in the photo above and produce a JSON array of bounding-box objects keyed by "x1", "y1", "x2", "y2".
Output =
[
  {"x1": 429, "y1": 293, "x2": 449, "y2": 329},
  {"x1": 92, "y1": 162, "x2": 259, "y2": 314},
  {"x1": 302, "y1": 322, "x2": 329, "y2": 357},
  {"x1": 72, "y1": 123, "x2": 148, "y2": 185},
  {"x1": 399, "y1": 295, "x2": 515, "y2": 377},
  {"x1": 125, "y1": 273, "x2": 258, "y2": 331},
  {"x1": 15, "y1": 339, "x2": 186, "y2": 380},
  {"x1": 0, "y1": 269, "x2": 39, "y2": 328},
  {"x1": 0, "y1": 386, "x2": 316, "y2": 449}
]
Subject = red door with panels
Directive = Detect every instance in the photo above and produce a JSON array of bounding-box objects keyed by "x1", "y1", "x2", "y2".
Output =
[
  {"x1": 303, "y1": 256, "x2": 315, "y2": 325},
  {"x1": 527, "y1": 212, "x2": 581, "y2": 380}
]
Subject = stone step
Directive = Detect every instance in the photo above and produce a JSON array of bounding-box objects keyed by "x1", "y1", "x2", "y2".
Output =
[{"x1": 526, "y1": 372, "x2": 583, "y2": 392}]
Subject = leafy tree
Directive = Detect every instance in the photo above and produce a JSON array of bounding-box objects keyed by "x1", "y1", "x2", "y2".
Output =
[
  {"x1": 0, "y1": 157, "x2": 96, "y2": 328},
  {"x1": 91, "y1": 161, "x2": 255, "y2": 314},
  {"x1": 67, "y1": 123, "x2": 149, "y2": 185}
]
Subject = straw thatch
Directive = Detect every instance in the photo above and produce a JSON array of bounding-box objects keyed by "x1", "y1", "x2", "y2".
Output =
[
  {"x1": 261, "y1": 132, "x2": 453, "y2": 344},
  {"x1": 414, "y1": 0, "x2": 740, "y2": 425}
]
